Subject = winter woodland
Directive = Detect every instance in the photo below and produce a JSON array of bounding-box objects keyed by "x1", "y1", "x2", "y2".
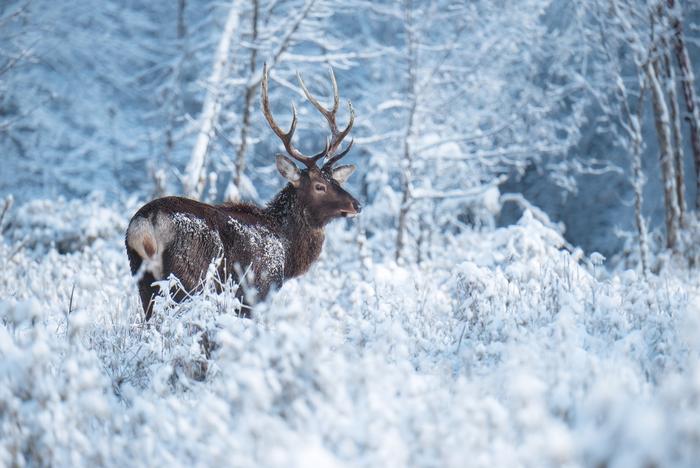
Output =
[{"x1": 2, "y1": 0, "x2": 700, "y2": 466}]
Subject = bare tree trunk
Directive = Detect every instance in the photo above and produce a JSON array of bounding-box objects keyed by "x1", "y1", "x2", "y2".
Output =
[
  {"x1": 152, "y1": 167, "x2": 167, "y2": 199},
  {"x1": 667, "y1": 0, "x2": 700, "y2": 209},
  {"x1": 417, "y1": 213, "x2": 430, "y2": 265},
  {"x1": 233, "y1": 0, "x2": 259, "y2": 193},
  {"x1": 183, "y1": 0, "x2": 241, "y2": 199},
  {"x1": 395, "y1": 135, "x2": 414, "y2": 262},
  {"x1": 395, "y1": 0, "x2": 417, "y2": 263},
  {"x1": 177, "y1": 0, "x2": 187, "y2": 39},
  {"x1": 630, "y1": 80, "x2": 650, "y2": 277},
  {"x1": 662, "y1": 43, "x2": 687, "y2": 225},
  {"x1": 646, "y1": 59, "x2": 681, "y2": 251},
  {"x1": 156, "y1": 0, "x2": 188, "y2": 197},
  {"x1": 631, "y1": 128, "x2": 650, "y2": 276},
  {"x1": 356, "y1": 213, "x2": 372, "y2": 272}
]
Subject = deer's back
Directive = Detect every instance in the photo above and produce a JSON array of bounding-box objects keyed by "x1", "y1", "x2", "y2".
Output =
[{"x1": 126, "y1": 196, "x2": 286, "y2": 299}]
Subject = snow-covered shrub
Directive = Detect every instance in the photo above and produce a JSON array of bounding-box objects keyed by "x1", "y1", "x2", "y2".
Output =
[
  {"x1": 5, "y1": 194, "x2": 126, "y2": 255},
  {"x1": 0, "y1": 298, "x2": 116, "y2": 466},
  {"x1": 1, "y1": 203, "x2": 699, "y2": 467}
]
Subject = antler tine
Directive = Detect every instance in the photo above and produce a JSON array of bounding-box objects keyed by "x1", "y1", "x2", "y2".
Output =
[
  {"x1": 297, "y1": 71, "x2": 333, "y2": 125},
  {"x1": 330, "y1": 101, "x2": 354, "y2": 154},
  {"x1": 261, "y1": 63, "x2": 316, "y2": 168},
  {"x1": 328, "y1": 67, "x2": 340, "y2": 115},
  {"x1": 322, "y1": 138, "x2": 354, "y2": 170},
  {"x1": 297, "y1": 68, "x2": 354, "y2": 164},
  {"x1": 323, "y1": 101, "x2": 355, "y2": 167}
]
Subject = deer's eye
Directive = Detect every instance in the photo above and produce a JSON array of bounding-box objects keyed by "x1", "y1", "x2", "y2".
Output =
[{"x1": 314, "y1": 184, "x2": 326, "y2": 193}]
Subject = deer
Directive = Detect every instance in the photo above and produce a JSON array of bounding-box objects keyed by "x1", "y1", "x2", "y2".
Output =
[{"x1": 125, "y1": 65, "x2": 360, "y2": 320}]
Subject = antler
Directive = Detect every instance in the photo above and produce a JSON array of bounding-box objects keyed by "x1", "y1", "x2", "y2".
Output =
[
  {"x1": 261, "y1": 63, "x2": 326, "y2": 169},
  {"x1": 297, "y1": 68, "x2": 355, "y2": 170}
]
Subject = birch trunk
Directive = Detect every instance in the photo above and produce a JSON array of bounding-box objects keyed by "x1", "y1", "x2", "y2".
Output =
[
  {"x1": 622, "y1": 71, "x2": 650, "y2": 277},
  {"x1": 395, "y1": 0, "x2": 417, "y2": 263},
  {"x1": 233, "y1": 0, "x2": 259, "y2": 193},
  {"x1": 630, "y1": 85, "x2": 650, "y2": 277},
  {"x1": 662, "y1": 45, "x2": 687, "y2": 225},
  {"x1": 667, "y1": 0, "x2": 700, "y2": 208},
  {"x1": 646, "y1": 59, "x2": 681, "y2": 251},
  {"x1": 631, "y1": 127, "x2": 650, "y2": 276},
  {"x1": 177, "y1": 0, "x2": 187, "y2": 39},
  {"x1": 395, "y1": 133, "x2": 414, "y2": 262},
  {"x1": 183, "y1": 0, "x2": 241, "y2": 199}
]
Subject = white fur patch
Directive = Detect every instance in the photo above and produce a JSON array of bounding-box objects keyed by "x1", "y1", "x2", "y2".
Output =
[{"x1": 127, "y1": 213, "x2": 175, "y2": 280}]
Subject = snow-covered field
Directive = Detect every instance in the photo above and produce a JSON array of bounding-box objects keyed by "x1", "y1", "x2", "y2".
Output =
[
  {"x1": 4, "y1": 0, "x2": 700, "y2": 465},
  {"x1": 2, "y1": 196, "x2": 699, "y2": 467}
]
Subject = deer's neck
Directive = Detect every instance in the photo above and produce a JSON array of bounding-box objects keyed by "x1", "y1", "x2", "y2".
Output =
[{"x1": 266, "y1": 185, "x2": 325, "y2": 279}]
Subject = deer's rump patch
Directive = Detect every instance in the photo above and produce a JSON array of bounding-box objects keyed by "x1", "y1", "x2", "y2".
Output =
[{"x1": 126, "y1": 213, "x2": 176, "y2": 280}]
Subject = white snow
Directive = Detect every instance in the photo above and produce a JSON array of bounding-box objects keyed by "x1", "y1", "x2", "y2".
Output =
[
  {"x1": 1, "y1": 198, "x2": 699, "y2": 467},
  {"x1": 227, "y1": 216, "x2": 286, "y2": 281},
  {"x1": 3, "y1": 1, "x2": 700, "y2": 465}
]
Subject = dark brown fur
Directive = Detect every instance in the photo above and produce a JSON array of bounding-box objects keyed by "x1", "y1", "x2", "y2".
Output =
[
  {"x1": 128, "y1": 66, "x2": 360, "y2": 319},
  {"x1": 126, "y1": 167, "x2": 360, "y2": 320}
]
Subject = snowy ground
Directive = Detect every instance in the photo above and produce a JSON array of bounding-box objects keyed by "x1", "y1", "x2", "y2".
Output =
[{"x1": 1, "y1": 195, "x2": 700, "y2": 467}]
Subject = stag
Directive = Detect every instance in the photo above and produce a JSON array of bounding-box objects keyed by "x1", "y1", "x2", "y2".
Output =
[{"x1": 126, "y1": 65, "x2": 360, "y2": 319}]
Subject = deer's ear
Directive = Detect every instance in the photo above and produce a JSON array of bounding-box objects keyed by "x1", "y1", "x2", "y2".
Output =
[
  {"x1": 276, "y1": 155, "x2": 301, "y2": 186},
  {"x1": 331, "y1": 164, "x2": 356, "y2": 184}
]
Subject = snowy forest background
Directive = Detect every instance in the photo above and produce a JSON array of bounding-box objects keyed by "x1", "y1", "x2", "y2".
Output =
[{"x1": 3, "y1": 0, "x2": 700, "y2": 466}]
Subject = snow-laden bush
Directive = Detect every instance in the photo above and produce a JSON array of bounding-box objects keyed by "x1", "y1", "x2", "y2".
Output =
[
  {"x1": 611, "y1": 211, "x2": 700, "y2": 274},
  {"x1": 4, "y1": 193, "x2": 126, "y2": 254},
  {"x1": 1, "y1": 199, "x2": 700, "y2": 467}
]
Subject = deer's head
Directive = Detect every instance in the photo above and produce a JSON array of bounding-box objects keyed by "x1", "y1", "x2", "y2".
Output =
[{"x1": 262, "y1": 65, "x2": 361, "y2": 227}]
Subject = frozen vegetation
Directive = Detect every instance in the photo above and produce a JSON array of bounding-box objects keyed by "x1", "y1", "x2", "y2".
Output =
[
  {"x1": 3, "y1": 0, "x2": 700, "y2": 466},
  {"x1": 1, "y1": 195, "x2": 700, "y2": 467}
]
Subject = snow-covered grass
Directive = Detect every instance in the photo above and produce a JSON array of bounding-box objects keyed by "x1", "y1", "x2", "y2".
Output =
[{"x1": 1, "y1": 197, "x2": 700, "y2": 467}]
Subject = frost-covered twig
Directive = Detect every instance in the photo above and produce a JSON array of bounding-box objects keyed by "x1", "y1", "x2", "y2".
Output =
[
  {"x1": 0, "y1": 195, "x2": 13, "y2": 230},
  {"x1": 412, "y1": 175, "x2": 506, "y2": 201}
]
